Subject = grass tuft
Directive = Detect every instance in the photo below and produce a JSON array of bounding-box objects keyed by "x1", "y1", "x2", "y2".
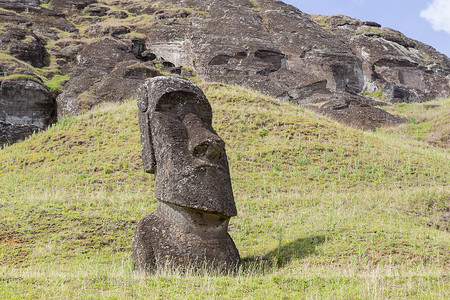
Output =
[{"x1": 45, "y1": 74, "x2": 70, "y2": 94}]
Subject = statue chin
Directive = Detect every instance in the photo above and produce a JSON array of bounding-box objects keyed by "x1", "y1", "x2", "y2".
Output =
[
  {"x1": 155, "y1": 165, "x2": 237, "y2": 217},
  {"x1": 156, "y1": 201, "x2": 231, "y2": 237}
]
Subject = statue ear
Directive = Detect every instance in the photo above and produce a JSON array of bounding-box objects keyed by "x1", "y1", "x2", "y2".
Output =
[{"x1": 137, "y1": 84, "x2": 156, "y2": 174}]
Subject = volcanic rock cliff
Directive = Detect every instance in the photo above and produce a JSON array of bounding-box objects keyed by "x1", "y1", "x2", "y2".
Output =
[{"x1": 0, "y1": 0, "x2": 449, "y2": 145}]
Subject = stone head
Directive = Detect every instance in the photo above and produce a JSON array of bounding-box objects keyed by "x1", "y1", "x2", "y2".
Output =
[{"x1": 137, "y1": 76, "x2": 237, "y2": 217}]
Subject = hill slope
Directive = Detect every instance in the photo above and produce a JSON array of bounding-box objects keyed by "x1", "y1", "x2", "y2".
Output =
[
  {"x1": 1, "y1": 0, "x2": 450, "y2": 145},
  {"x1": 0, "y1": 84, "x2": 448, "y2": 298}
]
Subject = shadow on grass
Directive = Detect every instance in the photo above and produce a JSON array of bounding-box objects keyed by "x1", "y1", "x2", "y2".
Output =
[{"x1": 240, "y1": 234, "x2": 327, "y2": 273}]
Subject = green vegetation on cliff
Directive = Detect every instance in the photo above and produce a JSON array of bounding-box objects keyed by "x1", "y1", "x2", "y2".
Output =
[{"x1": 0, "y1": 84, "x2": 448, "y2": 298}]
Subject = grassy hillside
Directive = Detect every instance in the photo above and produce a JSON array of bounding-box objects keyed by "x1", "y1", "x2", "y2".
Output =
[
  {"x1": 382, "y1": 98, "x2": 450, "y2": 148},
  {"x1": 0, "y1": 83, "x2": 449, "y2": 298}
]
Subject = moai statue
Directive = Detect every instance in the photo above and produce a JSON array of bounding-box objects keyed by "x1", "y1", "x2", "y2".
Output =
[{"x1": 132, "y1": 76, "x2": 240, "y2": 273}]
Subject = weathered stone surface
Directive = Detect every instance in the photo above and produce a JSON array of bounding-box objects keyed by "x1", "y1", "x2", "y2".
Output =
[
  {"x1": 108, "y1": 10, "x2": 128, "y2": 19},
  {"x1": 28, "y1": 10, "x2": 78, "y2": 34},
  {"x1": 50, "y1": 0, "x2": 97, "y2": 12},
  {"x1": 144, "y1": 0, "x2": 359, "y2": 103},
  {"x1": 0, "y1": 78, "x2": 55, "y2": 145},
  {"x1": 56, "y1": 39, "x2": 162, "y2": 117},
  {"x1": 0, "y1": 1, "x2": 75, "y2": 38},
  {"x1": 0, "y1": 27, "x2": 47, "y2": 68},
  {"x1": 110, "y1": 25, "x2": 130, "y2": 37},
  {"x1": 132, "y1": 76, "x2": 240, "y2": 273},
  {"x1": 0, "y1": 0, "x2": 40, "y2": 6},
  {"x1": 140, "y1": 1, "x2": 448, "y2": 106},
  {"x1": 308, "y1": 93, "x2": 404, "y2": 131},
  {"x1": 86, "y1": 6, "x2": 109, "y2": 17},
  {"x1": 56, "y1": 43, "x2": 84, "y2": 62},
  {"x1": 127, "y1": 0, "x2": 405, "y2": 129},
  {"x1": 311, "y1": 14, "x2": 450, "y2": 102}
]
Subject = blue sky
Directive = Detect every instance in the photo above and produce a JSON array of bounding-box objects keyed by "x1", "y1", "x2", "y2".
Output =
[{"x1": 283, "y1": 0, "x2": 450, "y2": 57}]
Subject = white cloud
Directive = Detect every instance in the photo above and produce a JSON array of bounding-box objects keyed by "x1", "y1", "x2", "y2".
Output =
[{"x1": 420, "y1": 0, "x2": 450, "y2": 34}]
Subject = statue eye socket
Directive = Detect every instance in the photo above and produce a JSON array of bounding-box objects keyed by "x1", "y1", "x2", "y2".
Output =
[
  {"x1": 155, "y1": 97, "x2": 178, "y2": 112},
  {"x1": 155, "y1": 94, "x2": 213, "y2": 123}
]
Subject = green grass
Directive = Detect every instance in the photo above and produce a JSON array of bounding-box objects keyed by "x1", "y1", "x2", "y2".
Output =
[
  {"x1": 40, "y1": 3, "x2": 53, "y2": 9},
  {"x1": 44, "y1": 74, "x2": 70, "y2": 94},
  {"x1": 0, "y1": 83, "x2": 448, "y2": 298},
  {"x1": 362, "y1": 89, "x2": 386, "y2": 101},
  {"x1": 382, "y1": 98, "x2": 450, "y2": 148},
  {"x1": 0, "y1": 74, "x2": 42, "y2": 84}
]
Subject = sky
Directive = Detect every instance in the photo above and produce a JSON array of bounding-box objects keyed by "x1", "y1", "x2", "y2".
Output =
[{"x1": 283, "y1": 0, "x2": 450, "y2": 57}]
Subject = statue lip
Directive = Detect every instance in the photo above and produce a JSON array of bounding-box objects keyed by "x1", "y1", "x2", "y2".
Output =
[
  {"x1": 193, "y1": 163, "x2": 226, "y2": 172},
  {"x1": 159, "y1": 200, "x2": 231, "y2": 220},
  {"x1": 177, "y1": 164, "x2": 229, "y2": 179},
  {"x1": 180, "y1": 162, "x2": 228, "y2": 174}
]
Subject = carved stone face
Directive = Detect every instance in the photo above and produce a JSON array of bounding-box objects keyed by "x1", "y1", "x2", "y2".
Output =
[{"x1": 138, "y1": 77, "x2": 237, "y2": 217}]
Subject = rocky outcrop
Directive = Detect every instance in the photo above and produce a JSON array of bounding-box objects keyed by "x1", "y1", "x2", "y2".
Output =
[
  {"x1": 0, "y1": 78, "x2": 55, "y2": 145},
  {"x1": 140, "y1": 0, "x2": 449, "y2": 105},
  {"x1": 28, "y1": 10, "x2": 78, "y2": 34},
  {"x1": 55, "y1": 37, "x2": 193, "y2": 117},
  {"x1": 50, "y1": 0, "x2": 97, "y2": 12},
  {"x1": 56, "y1": 39, "x2": 163, "y2": 117},
  {"x1": 143, "y1": 0, "x2": 362, "y2": 103},
  {"x1": 0, "y1": 0, "x2": 40, "y2": 6},
  {"x1": 312, "y1": 14, "x2": 450, "y2": 102},
  {"x1": 0, "y1": 27, "x2": 47, "y2": 68}
]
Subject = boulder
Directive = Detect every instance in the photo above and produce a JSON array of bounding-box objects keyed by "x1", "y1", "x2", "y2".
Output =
[
  {"x1": 56, "y1": 39, "x2": 162, "y2": 117},
  {"x1": 308, "y1": 93, "x2": 404, "y2": 131},
  {"x1": 0, "y1": 78, "x2": 55, "y2": 146},
  {"x1": 0, "y1": 27, "x2": 47, "y2": 68}
]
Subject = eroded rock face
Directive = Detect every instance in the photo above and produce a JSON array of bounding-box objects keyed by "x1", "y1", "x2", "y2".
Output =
[
  {"x1": 56, "y1": 39, "x2": 162, "y2": 117},
  {"x1": 50, "y1": 0, "x2": 97, "y2": 12},
  {"x1": 0, "y1": 0, "x2": 40, "y2": 6},
  {"x1": 132, "y1": 76, "x2": 240, "y2": 273},
  {"x1": 142, "y1": 0, "x2": 449, "y2": 105},
  {"x1": 144, "y1": 0, "x2": 362, "y2": 103},
  {"x1": 0, "y1": 27, "x2": 47, "y2": 68},
  {"x1": 0, "y1": 78, "x2": 55, "y2": 145},
  {"x1": 312, "y1": 14, "x2": 450, "y2": 102}
]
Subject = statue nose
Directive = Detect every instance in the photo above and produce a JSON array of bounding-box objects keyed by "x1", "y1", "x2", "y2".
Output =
[
  {"x1": 192, "y1": 137, "x2": 225, "y2": 160},
  {"x1": 183, "y1": 113, "x2": 225, "y2": 160}
]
